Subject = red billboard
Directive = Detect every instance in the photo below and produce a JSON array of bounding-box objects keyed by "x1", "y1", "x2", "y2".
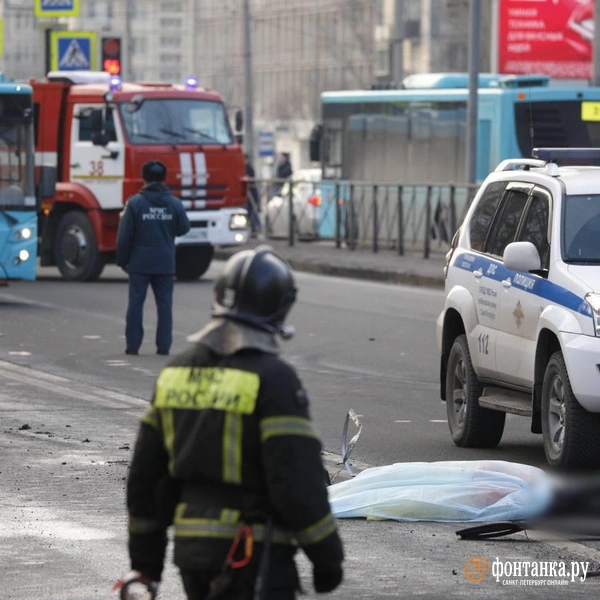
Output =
[{"x1": 499, "y1": 0, "x2": 594, "y2": 78}]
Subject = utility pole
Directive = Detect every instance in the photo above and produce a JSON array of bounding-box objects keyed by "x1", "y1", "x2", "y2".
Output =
[
  {"x1": 243, "y1": 0, "x2": 255, "y2": 163},
  {"x1": 490, "y1": 0, "x2": 499, "y2": 74},
  {"x1": 391, "y1": 0, "x2": 404, "y2": 85},
  {"x1": 125, "y1": 0, "x2": 134, "y2": 80},
  {"x1": 190, "y1": 0, "x2": 197, "y2": 76},
  {"x1": 466, "y1": 0, "x2": 480, "y2": 185},
  {"x1": 593, "y1": 0, "x2": 600, "y2": 86}
]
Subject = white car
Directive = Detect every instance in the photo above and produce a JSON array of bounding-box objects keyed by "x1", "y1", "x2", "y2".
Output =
[
  {"x1": 437, "y1": 148, "x2": 600, "y2": 468},
  {"x1": 265, "y1": 168, "x2": 322, "y2": 239}
]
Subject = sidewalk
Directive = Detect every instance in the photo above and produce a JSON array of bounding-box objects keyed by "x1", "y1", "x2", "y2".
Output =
[{"x1": 215, "y1": 238, "x2": 447, "y2": 289}]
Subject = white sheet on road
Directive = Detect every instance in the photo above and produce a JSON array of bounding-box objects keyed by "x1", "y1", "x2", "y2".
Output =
[{"x1": 328, "y1": 460, "x2": 553, "y2": 522}]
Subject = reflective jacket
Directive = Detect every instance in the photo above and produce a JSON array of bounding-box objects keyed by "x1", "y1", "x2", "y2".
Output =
[{"x1": 126, "y1": 324, "x2": 344, "y2": 581}]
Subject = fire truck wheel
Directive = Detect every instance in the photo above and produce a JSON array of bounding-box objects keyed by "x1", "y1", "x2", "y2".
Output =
[
  {"x1": 54, "y1": 211, "x2": 105, "y2": 281},
  {"x1": 176, "y1": 245, "x2": 214, "y2": 280}
]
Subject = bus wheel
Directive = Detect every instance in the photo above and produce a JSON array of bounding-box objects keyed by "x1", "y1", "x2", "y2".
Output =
[
  {"x1": 176, "y1": 245, "x2": 215, "y2": 280},
  {"x1": 54, "y1": 211, "x2": 105, "y2": 281}
]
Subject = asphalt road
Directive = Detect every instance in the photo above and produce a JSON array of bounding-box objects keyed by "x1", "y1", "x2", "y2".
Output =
[
  {"x1": 1, "y1": 263, "x2": 599, "y2": 599},
  {"x1": 0, "y1": 263, "x2": 544, "y2": 468}
]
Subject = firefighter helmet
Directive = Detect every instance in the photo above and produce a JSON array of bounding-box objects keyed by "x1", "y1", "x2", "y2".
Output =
[{"x1": 212, "y1": 245, "x2": 297, "y2": 336}]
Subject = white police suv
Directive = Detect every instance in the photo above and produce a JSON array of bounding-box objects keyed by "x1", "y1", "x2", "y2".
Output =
[{"x1": 437, "y1": 148, "x2": 600, "y2": 468}]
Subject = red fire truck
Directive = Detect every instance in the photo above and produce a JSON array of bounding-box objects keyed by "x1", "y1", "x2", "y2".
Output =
[{"x1": 32, "y1": 71, "x2": 248, "y2": 281}]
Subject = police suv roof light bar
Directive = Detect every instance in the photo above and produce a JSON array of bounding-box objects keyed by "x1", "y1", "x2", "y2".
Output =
[{"x1": 532, "y1": 148, "x2": 600, "y2": 162}]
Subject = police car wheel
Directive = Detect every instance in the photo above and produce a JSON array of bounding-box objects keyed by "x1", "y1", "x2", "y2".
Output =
[
  {"x1": 445, "y1": 335, "x2": 505, "y2": 448},
  {"x1": 541, "y1": 351, "x2": 600, "y2": 469},
  {"x1": 54, "y1": 211, "x2": 105, "y2": 282}
]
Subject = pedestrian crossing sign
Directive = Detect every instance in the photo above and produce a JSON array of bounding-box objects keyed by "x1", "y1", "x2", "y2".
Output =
[
  {"x1": 35, "y1": 0, "x2": 80, "y2": 18},
  {"x1": 50, "y1": 31, "x2": 96, "y2": 72}
]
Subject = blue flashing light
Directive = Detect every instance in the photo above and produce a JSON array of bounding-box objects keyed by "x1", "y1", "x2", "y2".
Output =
[
  {"x1": 532, "y1": 148, "x2": 600, "y2": 162},
  {"x1": 110, "y1": 76, "x2": 123, "y2": 92},
  {"x1": 186, "y1": 76, "x2": 199, "y2": 90}
]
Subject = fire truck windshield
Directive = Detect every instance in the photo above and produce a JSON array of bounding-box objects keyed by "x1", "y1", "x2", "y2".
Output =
[
  {"x1": 119, "y1": 98, "x2": 233, "y2": 145},
  {"x1": 0, "y1": 124, "x2": 33, "y2": 209}
]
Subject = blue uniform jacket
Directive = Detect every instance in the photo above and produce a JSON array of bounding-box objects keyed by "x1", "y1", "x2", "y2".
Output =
[{"x1": 116, "y1": 183, "x2": 191, "y2": 275}]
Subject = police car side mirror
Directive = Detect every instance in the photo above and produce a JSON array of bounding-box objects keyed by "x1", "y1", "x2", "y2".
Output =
[{"x1": 503, "y1": 241, "x2": 541, "y2": 273}]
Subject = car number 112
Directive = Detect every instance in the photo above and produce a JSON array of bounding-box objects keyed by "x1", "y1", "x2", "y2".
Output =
[{"x1": 478, "y1": 333, "x2": 489, "y2": 355}]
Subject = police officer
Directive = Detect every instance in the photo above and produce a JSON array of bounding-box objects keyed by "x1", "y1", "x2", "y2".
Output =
[
  {"x1": 116, "y1": 160, "x2": 190, "y2": 356},
  {"x1": 122, "y1": 246, "x2": 344, "y2": 599}
]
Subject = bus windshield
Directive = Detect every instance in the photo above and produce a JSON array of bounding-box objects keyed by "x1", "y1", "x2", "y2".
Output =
[
  {"x1": 515, "y1": 101, "x2": 600, "y2": 154},
  {"x1": 119, "y1": 99, "x2": 233, "y2": 145},
  {"x1": 0, "y1": 123, "x2": 34, "y2": 210},
  {"x1": 563, "y1": 194, "x2": 600, "y2": 262}
]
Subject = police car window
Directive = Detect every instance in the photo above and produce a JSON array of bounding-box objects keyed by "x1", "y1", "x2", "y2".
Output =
[
  {"x1": 78, "y1": 108, "x2": 117, "y2": 142},
  {"x1": 485, "y1": 189, "x2": 529, "y2": 258},
  {"x1": 518, "y1": 188, "x2": 550, "y2": 268},
  {"x1": 564, "y1": 194, "x2": 600, "y2": 261},
  {"x1": 469, "y1": 181, "x2": 507, "y2": 252}
]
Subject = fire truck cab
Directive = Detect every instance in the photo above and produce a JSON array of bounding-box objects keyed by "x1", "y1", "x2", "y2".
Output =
[{"x1": 33, "y1": 71, "x2": 248, "y2": 281}]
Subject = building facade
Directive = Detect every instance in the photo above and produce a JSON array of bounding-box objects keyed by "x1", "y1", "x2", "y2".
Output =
[{"x1": 0, "y1": 0, "x2": 494, "y2": 168}]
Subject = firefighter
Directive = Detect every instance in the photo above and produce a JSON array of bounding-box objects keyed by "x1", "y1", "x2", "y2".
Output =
[{"x1": 119, "y1": 246, "x2": 344, "y2": 599}]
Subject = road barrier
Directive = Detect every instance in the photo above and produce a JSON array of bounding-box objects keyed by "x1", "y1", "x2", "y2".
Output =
[{"x1": 245, "y1": 178, "x2": 480, "y2": 258}]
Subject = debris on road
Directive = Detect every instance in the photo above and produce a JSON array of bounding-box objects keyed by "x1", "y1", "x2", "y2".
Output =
[{"x1": 339, "y1": 409, "x2": 362, "y2": 479}]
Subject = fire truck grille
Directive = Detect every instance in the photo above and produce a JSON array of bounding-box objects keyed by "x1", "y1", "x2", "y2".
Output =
[{"x1": 170, "y1": 184, "x2": 227, "y2": 201}]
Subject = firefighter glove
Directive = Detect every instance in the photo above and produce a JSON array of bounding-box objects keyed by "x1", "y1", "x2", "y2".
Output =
[{"x1": 313, "y1": 562, "x2": 343, "y2": 594}]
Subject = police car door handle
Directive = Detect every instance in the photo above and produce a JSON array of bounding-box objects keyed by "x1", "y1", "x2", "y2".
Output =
[
  {"x1": 502, "y1": 278, "x2": 512, "y2": 288},
  {"x1": 70, "y1": 162, "x2": 81, "y2": 168},
  {"x1": 474, "y1": 268, "x2": 483, "y2": 278}
]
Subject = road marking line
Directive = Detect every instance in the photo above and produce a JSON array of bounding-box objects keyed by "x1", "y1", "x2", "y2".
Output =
[
  {"x1": 429, "y1": 420, "x2": 448, "y2": 423},
  {"x1": 0, "y1": 359, "x2": 70, "y2": 383},
  {"x1": 0, "y1": 360, "x2": 146, "y2": 409},
  {"x1": 395, "y1": 420, "x2": 412, "y2": 423}
]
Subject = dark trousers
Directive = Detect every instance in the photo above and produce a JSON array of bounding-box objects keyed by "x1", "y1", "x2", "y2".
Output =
[
  {"x1": 246, "y1": 191, "x2": 261, "y2": 235},
  {"x1": 126, "y1": 273, "x2": 174, "y2": 353},
  {"x1": 180, "y1": 551, "x2": 299, "y2": 600},
  {"x1": 180, "y1": 570, "x2": 297, "y2": 600}
]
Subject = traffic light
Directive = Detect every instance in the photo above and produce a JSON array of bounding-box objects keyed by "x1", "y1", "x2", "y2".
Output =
[{"x1": 101, "y1": 37, "x2": 122, "y2": 76}]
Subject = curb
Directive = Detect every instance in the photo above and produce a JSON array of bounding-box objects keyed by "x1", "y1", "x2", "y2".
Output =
[{"x1": 214, "y1": 249, "x2": 445, "y2": 290}]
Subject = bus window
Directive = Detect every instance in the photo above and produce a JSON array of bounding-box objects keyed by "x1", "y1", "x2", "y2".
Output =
[{"x1": 515, "y1": 101, "x2": 600, "y2": 156}]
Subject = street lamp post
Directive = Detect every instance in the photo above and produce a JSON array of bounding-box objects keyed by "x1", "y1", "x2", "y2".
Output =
[{"x1": 466, "y1": 0, "x2": 481, "y2": 185}]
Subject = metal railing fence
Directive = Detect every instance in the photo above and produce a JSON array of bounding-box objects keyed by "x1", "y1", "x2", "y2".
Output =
[{"x1": 244, "y1": 178, "x2": 480, "y2": 258}]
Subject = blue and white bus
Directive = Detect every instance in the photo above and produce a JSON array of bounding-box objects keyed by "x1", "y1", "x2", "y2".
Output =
[
  {"x1": 313, "y1": 73, "x2": 600, "y2": 183},
  {"x1": 0, "y1": 75, "x2": 37, "y2": 284},
  {"x1": 309, "y1": 73, "x2": 600, "y2": 244}
]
